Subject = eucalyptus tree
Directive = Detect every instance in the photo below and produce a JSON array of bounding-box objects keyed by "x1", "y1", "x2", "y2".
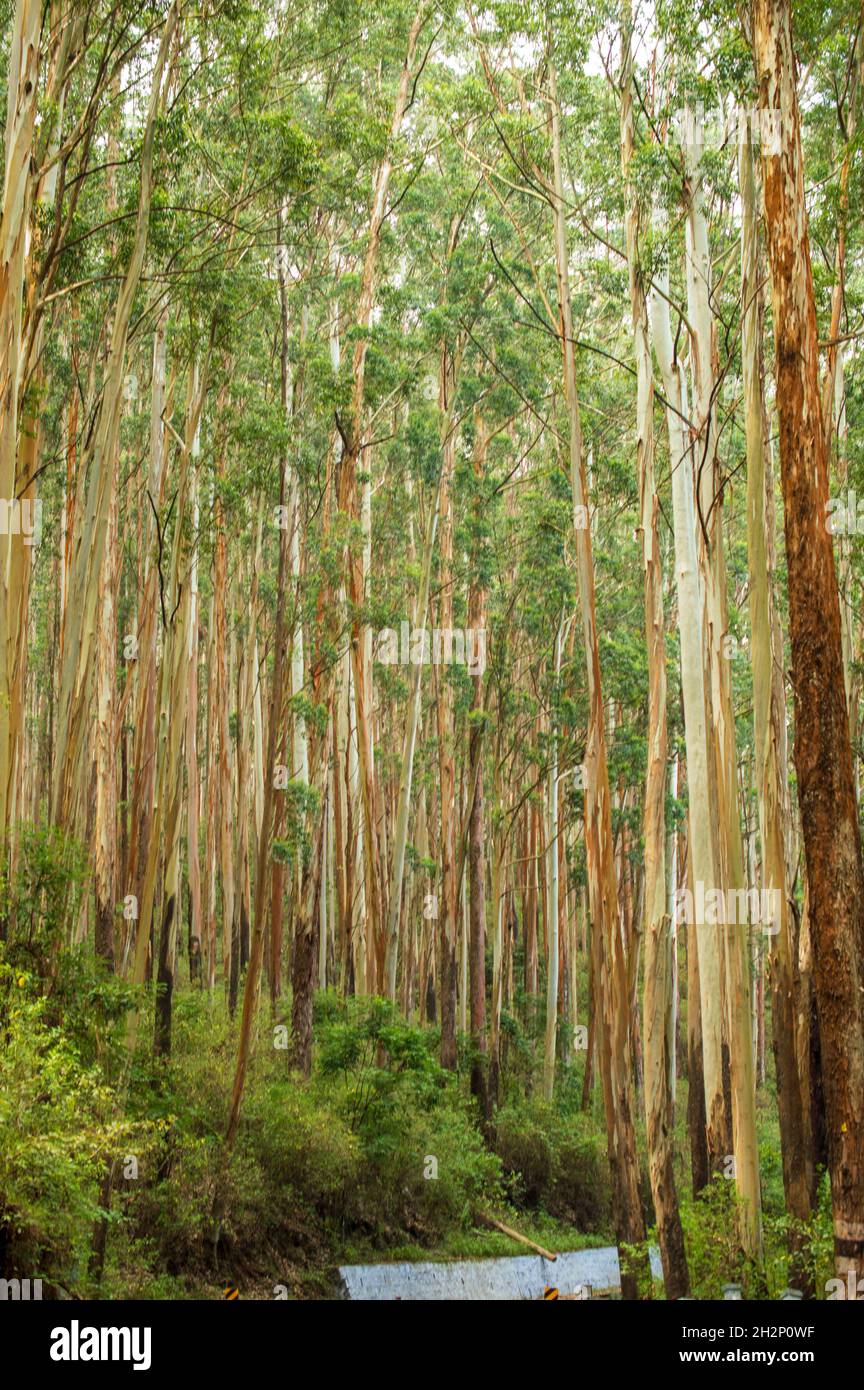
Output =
[
  {"x1": 619, "y1": 0, "x2": 688, "y2": 1299},
  {"x1": 751, "y1": 0, "x2": 864, "y2": 1290}
]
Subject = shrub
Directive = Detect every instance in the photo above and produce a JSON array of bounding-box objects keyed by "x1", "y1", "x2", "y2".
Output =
[
  {"x1": 492, "y1": 1098, "x2": 612, "y2": 1232},
  {"x1": 0, "y1": 957, "x2": 151, "y2": 1290},
  {"x1": 120, "y1": 993, "x2": 502, "y2": 1280},
  {"x1": 680, "y1": 1177, "x2": 758, "y2": 1298}
]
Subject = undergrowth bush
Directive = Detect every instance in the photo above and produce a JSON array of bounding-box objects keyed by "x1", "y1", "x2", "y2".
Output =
[
  {"x1": 118, "y1": 992, "x2": 502, "y2": 1284},
  {"x1": 492, "y1": 1097, "x2": 612, "y2": 1232},
  {"x1": 0, "y1": 955, "x2": 152, "y2": 1289}
]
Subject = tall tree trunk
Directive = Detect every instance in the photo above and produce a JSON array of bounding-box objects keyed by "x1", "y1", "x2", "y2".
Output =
[
  {"x1": 621, "y1": 10, "x2": 688, "y2": 1296},
  {"x1": 185, "y1": 440, "x2": 203, "y2": 982},
  {"x1": 214, "y1": 423, "x2": 236, "y2": 1004},
  {"x1": 52, "y1": 3, "x2": 178, "y2": 833},
  {"x1": 549, "y1": 57, "x2": 649, "y2": 1299},
  {"x1": 740, "y1": 125, "x2": 812, "y2": 1283},
  {"x1": 0, "y1": 0, "x2": 40, "y2": 863},
  {"x1": 94, "y1": 429, "x2": 118, "y2": 970},
  {"x1": 220, "y1": 404, "x2": 293, "y2": 1171},
  {"x1": 686, "y1": 904, "x2": 710, "y2": 1195},
  {"x1": 683, "y1": 114, "x2": 760, "y2": 1234},
  {"x1": 204, "y1": 593, "x2": 219, "y2": 991},
  {"x1": 437, "y1": 344, "x2": 459, "y2": 1067},
  {"x1": 543, "y1": 616, "x2": 563, "y2": 1104},
  {"x1": 151, "y1": 361, "x2": 207, "y2": 1056},
  {"x1": 336, "y1": 12, "x2": 426, "y2": 986},
  {"x1": 650, "y1": 239, "x2": 728, "y2": 1177},
  {"x1": 752, "y1": 0, "x2": 864, "y2": 1289},
  {"x1": 468, "y1": 410, "x2": 489, "y2": 1118},
  {"x1": 126, "y1": 307, "x2": 169, "y2": 945},
  {"x1": 383, "y1": 468, "x2": 443, "y2": 997}
]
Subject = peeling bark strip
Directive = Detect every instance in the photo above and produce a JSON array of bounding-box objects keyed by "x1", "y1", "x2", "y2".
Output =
[{"x1": 752, "y1": 0, "x2": 864, "y2": 1285}]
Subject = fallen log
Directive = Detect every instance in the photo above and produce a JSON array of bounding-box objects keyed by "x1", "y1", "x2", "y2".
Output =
[{"x1": 475, "y1": 1213, "x2": 557, "y2": 1261}]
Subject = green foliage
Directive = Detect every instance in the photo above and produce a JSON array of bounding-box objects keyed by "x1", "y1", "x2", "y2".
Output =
[
  {"x1": 273, "y1": 780, "x2": 321, "y2": 871},
  {"x1": 0, "y1": 957, "x2": 152, "y2": 1288},
  {"x1": 680, "y1": 1178, "x2": 757, "y2": 1299},
  {"x1": 679, "y1": 1171, "x2": 836, "y2": 1300},
  {"x1": 0, "y1": 825, "x2": 87, "y2": 969},
  {"x1": 108, "y1": 993, "x2": 503, "y2": 1287},
  {"x1": 0, "y1": 827, "x2": 134, "y2": 1069},
  {"x1": 492, "y1": 1098, "x2": 613, "y2": 1233},
  {"x1": 317, "y1": 996, "x2": 446, "y2": 1140}
]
